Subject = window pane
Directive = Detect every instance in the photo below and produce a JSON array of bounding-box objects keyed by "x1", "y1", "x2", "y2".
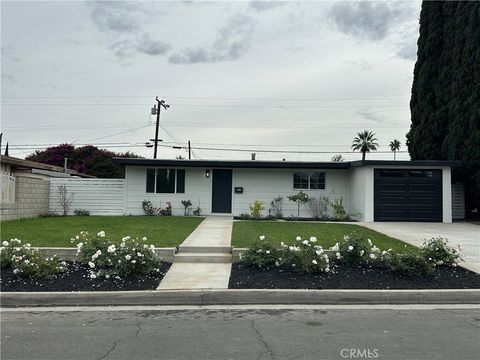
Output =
[
  {"x1": 146, "y1": 169, "x2": 155, "y2": 193},
  {"x1": 176, "y1": 169, "x2": 185, "y2": 193},
  {"x1": 293, "y1": 172, "x2": 309, "y2": 189},
  {"x1": 156, "y1": 169, "x2": 176, "y2": 193},
  {"x1": 409, "y1": 170, "x2": 434, "y2": 178},
  {"x1": 310, "y1": 172, "x2": 325, "y2": 189},
  {"x1": 379, "y1": 170, "x2": 405, "y2": 177}
]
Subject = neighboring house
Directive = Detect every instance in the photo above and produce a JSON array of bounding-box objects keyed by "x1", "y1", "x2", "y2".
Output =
[
  {"x1": 114, "y1": 158, "x2": 458, "y2": 223},
  {"x1": 0, "y1": 155, "x2": 91, "y2": 221}
]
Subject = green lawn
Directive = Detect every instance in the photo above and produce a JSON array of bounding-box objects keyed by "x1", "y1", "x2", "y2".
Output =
[
  {"x1": 1, "y1": 216, "x2": 204, "y2": 247},
  {"x1": 232, "y1": 220, "x2": 413, "y2": 253}
]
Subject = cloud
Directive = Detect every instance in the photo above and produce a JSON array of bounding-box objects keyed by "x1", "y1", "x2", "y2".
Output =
[
  {"x1": 357, "y1": 108, "x2": 387, "y2": 124},
  {"x1": 88, "y1": 1, "x2": 170, "y2": 59},
  {"x1": 136, "y1": 34, "x2": 171, "y2": 56},
  {"x1": 249, "y1": 1, "x2": 285, "y2": 12},
  {"x1": 394, "y1": 25, "x2": 419, "y2": 61},
  {"x1": 88, "y1": 1, "x2": 146, "y2": 33},
  {"x1": 328, "y1": 2, "x2": 412, "y2": 41},
  {"x1": 169, "y1": 14, "x2": 255, "y2": 64}
]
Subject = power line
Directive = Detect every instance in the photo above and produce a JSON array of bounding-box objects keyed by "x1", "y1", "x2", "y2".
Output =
[{"x1": 1, "y1": 95, "x2": 410, "y2": 101}]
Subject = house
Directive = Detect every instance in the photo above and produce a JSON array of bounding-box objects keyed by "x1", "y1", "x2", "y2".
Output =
[
  {"x1": 0, "y1": 155, "x2": 92, "y2": 221},
  {"x1": 114, "y1": 158, "x2": 458, "y2": 223}
]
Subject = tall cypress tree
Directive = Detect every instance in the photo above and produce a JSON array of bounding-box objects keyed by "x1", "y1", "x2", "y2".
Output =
[{"x1": 407, "y1": 1, "x2": 480, "y2": 217}]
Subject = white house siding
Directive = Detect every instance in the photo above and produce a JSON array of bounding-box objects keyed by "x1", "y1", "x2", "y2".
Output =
[
  {"x1": 348, "y1": 167, "x2": 370, "y2": 222},
  {"x1": 232, "y1": 168, "x2": 349, "y2": 218},
  {"x1": 125, "y1": 166, "x2": 211, "y2": 216}
]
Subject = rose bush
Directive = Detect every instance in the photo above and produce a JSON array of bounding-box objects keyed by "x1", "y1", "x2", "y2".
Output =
[
  {"x1": 0, "y1": 239, "x2": 65, "y2": 278},
  {"x1": 72, "y1": 231, "x2": 160, "y2": 278}
]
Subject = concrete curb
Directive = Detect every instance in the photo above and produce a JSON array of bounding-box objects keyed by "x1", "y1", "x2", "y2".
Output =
[
  {"x1": 36, "y1": 247, "x2": 177, "y2": 262},
  {"x1": 2, "y1": 289, "x2": 479, "y2": 307}
]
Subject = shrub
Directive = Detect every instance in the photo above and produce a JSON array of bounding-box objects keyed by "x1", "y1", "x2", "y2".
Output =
[
  {"x1": 420, "y1": 237, "x2": 463, "y2": 266},
  {"x1": 241, "y1": 235, "x2": 279, "y2": 268},
  {"x1": 73, "y1": 231, "x2": 161, "y2": 278},
  {"x1": 388, "y1": 250, "x2": 434, "y2": 277},
  {"x1": 181, "y1": 199, "x2": 192, "y2": 216},
  {"x1": 334, "y1": 235, "x2": 391, "y2": 267},
  {"x1": 0, "y1": 239, "x2": 65, "y2": 278},
  {"x1": 249, "y1": 200, "x2": 265, "y2": 219},
  {"x1": 142, "y1": 200, "x2": 155, "y2": 215},
  {"x1": 192, "y1": 206, "x2": 202, "y2": 216},
  {"x1": 279, "y1": 236, "x2": 330, "y2": 273},
  {"x1": 39, "y1": 211, "x2": 61, "y2": 217},
  {"x1": 270, "y1": 196, "x2": 283, "y2": 218},
  {"x1": 74, "y1": 209, "x2": 90, "y2": 216},
  {"x1": 306, "y1": 195, "x2": 330, "y2": 220},
  {"x1": 329, "y1": 197, "x2": 347, "y2": 220}
]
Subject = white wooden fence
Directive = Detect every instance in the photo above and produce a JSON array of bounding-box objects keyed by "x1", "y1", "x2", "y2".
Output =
[{"x1": 49, "y1": 178, "x2": 125, "y2": 215}]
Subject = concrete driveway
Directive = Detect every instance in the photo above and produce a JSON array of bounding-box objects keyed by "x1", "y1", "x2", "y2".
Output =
[{"x1": 358, "y1": 222, "x2": 480, "y2": 274}]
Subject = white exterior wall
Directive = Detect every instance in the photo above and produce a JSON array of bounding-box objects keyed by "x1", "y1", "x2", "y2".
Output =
[
  {"x1": 125, "y1": 166, "x2": 211, "y2": 216},
  {"x1": 348, "y1": 167, "x2": 371, "y2": 221},
  {"x1": 232, "y1": 168, "x2": 348, "y2": 217}
]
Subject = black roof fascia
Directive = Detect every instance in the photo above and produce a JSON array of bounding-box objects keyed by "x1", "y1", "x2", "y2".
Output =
[
  {"x1": 349, "y1": 160, "x2": 461, "y2": 167},
  {"x1": 113, "y1": 158, "x2": 350, "y2": 169},
  {"x1": 113, "y1": 158, "x2": 460, "y2": 169}
]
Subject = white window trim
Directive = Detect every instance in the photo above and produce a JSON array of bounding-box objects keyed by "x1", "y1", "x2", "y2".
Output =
[
  {"x1": 293, "y1": 171, "x2": 326, "y2": 190},
  {"x1": 146, "y1": 168, "x2": 184, "y2": 194}
]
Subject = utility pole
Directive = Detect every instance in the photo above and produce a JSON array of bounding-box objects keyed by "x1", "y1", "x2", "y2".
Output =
[
  {"x1": 151, "y1": 97, "x2": 169, "y2": 159},
  {"x1": 188, "y1": 140, "x2": 191, "y2": 160}
]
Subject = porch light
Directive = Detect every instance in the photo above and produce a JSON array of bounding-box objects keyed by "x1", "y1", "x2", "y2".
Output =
[{"x1": 206, "y1": 169, "x2": 210, "y2": 178}]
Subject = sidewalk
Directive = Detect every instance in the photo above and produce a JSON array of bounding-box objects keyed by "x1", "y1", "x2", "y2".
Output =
[{"x1": 157, "y1": 216, "x2": 233, "y2": 290}]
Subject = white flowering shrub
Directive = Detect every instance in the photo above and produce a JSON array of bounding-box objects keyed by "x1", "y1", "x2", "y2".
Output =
[
  {"x1": 336, "y1": 235, "x2": 373, "y2": 266},
  {"x1": 241, "y1": 235, "x2": 279, "y2": 268},
  {"x1": 73, "y1": 231, "x2": 160, "y2": 278},
  {"x1": 420, "y1": 237, "x2": 463, "y2": 267},
  {"x1": 388, "y1": 250, "x2": 434, "y2": 277},
  {"x1": 278, "y1": 236, "x2": 330, "y2": 273},
  {"x1": 0, "y1": 239, "x2": 65, "y2": 278}
]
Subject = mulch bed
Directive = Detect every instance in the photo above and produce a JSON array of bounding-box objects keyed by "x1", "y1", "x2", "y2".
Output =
[
  {"x1": 0, "y1": 261, "x2": 172, "y2": 292},
  {"x1": 229, "y1": 263, "x2": 480, "y2": 289}
]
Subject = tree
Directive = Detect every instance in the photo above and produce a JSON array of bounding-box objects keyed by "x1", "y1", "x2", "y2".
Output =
[
  {"x1": 287, "y1": 191, "x2": 309, "y2": 218},
  {"x1": 389, "y1": 139, "x2": 401, "y2": 160},
  {"x1": 351, "y1": 130, "x2": 378, "y2": 160},
  {"x1": 331, "y1": 154, "x2": 344, "y2": 162},
  {"x1": 407, "y1": 1, "x2": 480, "y2": 217},
  {"x1": 26, "y1": 144, "x2": 141, "y2": 178}
]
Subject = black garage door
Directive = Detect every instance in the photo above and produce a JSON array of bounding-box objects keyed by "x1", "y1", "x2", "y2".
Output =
[{"x1": 374, "y1": 169, "x2": 443, "y2": 222}]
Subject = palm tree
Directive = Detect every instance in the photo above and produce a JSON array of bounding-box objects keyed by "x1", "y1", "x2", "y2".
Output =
[
  {"x1": 389, "y1": 139, "x2": 401, "y2": 160},
  {"x1": 351, "y1": 130, "x2": 378, "y2": 160}
]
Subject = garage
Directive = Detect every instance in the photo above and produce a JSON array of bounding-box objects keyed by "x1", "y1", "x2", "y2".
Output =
[{"x1": 374, "y1": 169, "x2": 443, "y2": 222}]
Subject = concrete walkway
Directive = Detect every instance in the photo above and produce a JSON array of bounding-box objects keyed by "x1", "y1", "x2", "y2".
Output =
[
  {"x1": 358, "y1": 222, "x2": 480, "y2": 274},
  {"x1": 158, "y1": 216, "x2": 233, "y2": 290}
]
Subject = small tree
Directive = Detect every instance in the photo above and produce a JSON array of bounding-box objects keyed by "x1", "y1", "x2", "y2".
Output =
[
  {"x1": 389, "y1": 139, "x2": 401, "y2": 160},
  {"x1": 351, "y1": 130, "x2": 379, "y2": 160},
  {"x1": 181, "y1": 199, "x2": 192, "y2": 216},
  {"x1": 331, "y1": 154, "x2": 344, "y2": 162},
  {"x1": 57, "y1": 184, "x2": 74, "y2": 216},
  {"x1": 287, "y1": 191, "x2": 309, "y2": 218}
]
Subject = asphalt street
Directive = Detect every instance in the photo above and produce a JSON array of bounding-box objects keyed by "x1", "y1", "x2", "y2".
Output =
[{"x1": 1, "y1": 305, "x2": 479, "y2": 360}]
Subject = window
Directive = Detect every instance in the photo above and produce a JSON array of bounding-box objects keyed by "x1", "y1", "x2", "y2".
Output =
[
  {"x1": 309, "y1": 172, "x2": 325, "y2": 189},
  {"x1": 146, "y1": 169, "x2": 185, "y2": 193},
  {"x1": 293, "y1": 172, "x2": 309, "y2": 189},
  {"x1": 293, "y1": 172, "x2": 325, "y2": 190}
]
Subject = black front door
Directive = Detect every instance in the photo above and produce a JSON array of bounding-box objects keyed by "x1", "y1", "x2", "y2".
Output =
[{"x1": 212, "y1": 169, "x2": 232, "y2": 213}]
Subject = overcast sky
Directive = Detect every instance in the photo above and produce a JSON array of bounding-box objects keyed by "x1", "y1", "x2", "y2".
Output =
[{"x1": 1, "y1": 0, "x2": 421, "y2": 161}]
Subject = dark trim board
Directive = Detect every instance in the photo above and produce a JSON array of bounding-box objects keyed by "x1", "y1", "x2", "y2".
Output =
[
  {"x1": 114, "y1": 158, "x2": 460, "y2": 169},
  {"x1": 374, "y1": 169, "x2": 443, "y2": 222},
  {"x1": 211, "y1": 169, "x2": 233, "y2": 214}
]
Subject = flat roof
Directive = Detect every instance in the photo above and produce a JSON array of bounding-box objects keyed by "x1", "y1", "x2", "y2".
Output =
[{"x1": 114, "y1": 158, "x2": 460, "y2": 169}]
